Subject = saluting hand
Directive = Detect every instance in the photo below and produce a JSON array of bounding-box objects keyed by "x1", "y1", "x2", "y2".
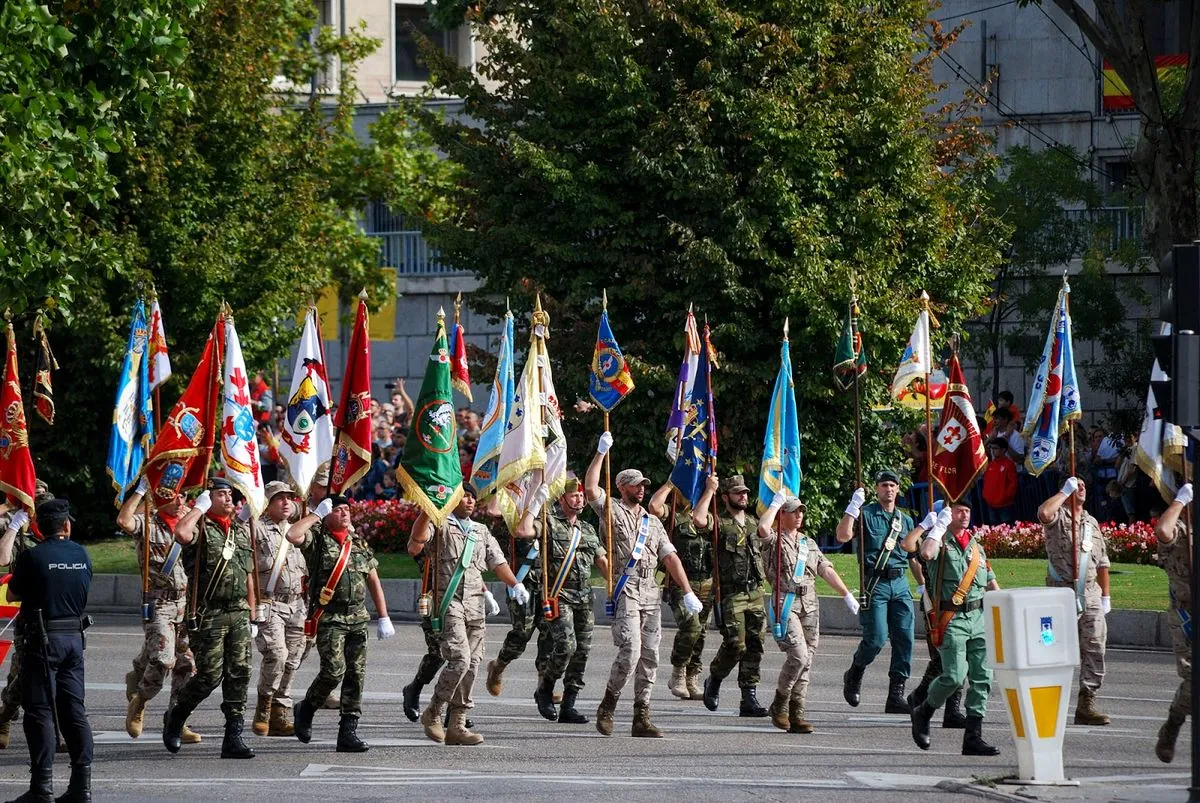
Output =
[{"x1": 1175, "y1": 483, "x2": 1193, "y2": 507}]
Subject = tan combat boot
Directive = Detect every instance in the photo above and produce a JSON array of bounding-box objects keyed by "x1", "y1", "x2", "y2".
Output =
[
  {"x1": 252, "y1": 693, "x2": 272, "y2": 736},
  {"x1": 445, "y1": 708, "x2": 484, "y2": 745},
  {"x1": 685, "y1": 668, "x2": 703, "y2": 700},
  {"x1": 768, "y1": 691, "x2": 789, "y2": 731},
  {"x1": 788, "y1": 698, "x2": 814, "y2": 734},
  {"x1": 125, "y1": 670, "x2": 139, "y2": 702},
  {"x1": 1156, "y1": 711, "x2": 1186, "y2": 763},
  {"x1": 181, "y1": 725, "x2": 202, "y2": 744},
  {"x1": 1074, "y1": 688, "x2": 1111, "y2": 726},
  {"x1": 420, "y1": 700, "x2": 447, "y2": 743},
  {"x1": 595, "y1": 688, "x2": 619, "y2": 736},
  {"x1": 485, "y1": 660, "x2": 506, "y2": 697},
  {"x1": 268, "y1": 703, "x2": 295, "y2": 737},
  {"x1": 126, "y1": 693, "x2": 148, "y2": 738},
  {"x1": 0, "y1": 703, "x2": 16, "y2": 749},
  {"x1": 668, "y1": 667, "x2": 689, "y2": 699},
  {"x1": 631, "y1": 701, "x2": 663, "y2": 738}
]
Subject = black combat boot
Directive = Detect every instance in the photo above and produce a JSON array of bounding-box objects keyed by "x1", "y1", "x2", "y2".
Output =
[
  {"x1": 906, "y1": 678, "x2": 929, "y2": 712},
  {"x1": 942, "y1": 689, "x2": 967, "y2": 729},
  {"x1": 336, "y1": 714, "x2": 369, "y2": 753},
  {"x1": 842, "y1": 662, "x2": 865, "y2": 707},
  {"x1": 739, "y1": 687, "x2": 768, "y2": 718},
  {"x1": 402, "y1": 682, "x2": 422, "y2": 723},
  {"x1": 558, "y1": 688, "x2": 588, "y2": 724},
  {"x1": 53, "y1": 764, "x2": 90, "y2": 803},
  {"x1": 884, "y1": 675, "x2": 911, "y2": 714},
  {"x1": 534, "y1": 674, "x2": 558, "y2": 722},
  {"x1": 702, "y1": 675, "x2": 722, "y2": 712},
  {"x1": 962, "y1": 716, "x2": 1000, "y2": 756},
  {"x1": 910, "y1": 701, "x2": 935, "y2": 750},
  {"x1": 162, "y1": 707, "x2": 184, "y2": 754},
  {"x1": 294, "y1": 699, "x2": 315, "y2": 744},
  {"x1": 221, "y1": 716, "x2": 255, "y2": 759},
  {"x1": 10, "y1": 767, "x2": 53, "y2": 802}
]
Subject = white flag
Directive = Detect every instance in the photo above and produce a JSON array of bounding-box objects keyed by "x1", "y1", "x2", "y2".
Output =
[
  {"x1": 891, "y1": 292, "x2": 934, "y2": 408},
  {"x1": 1135, "y1": 324, "x2": 1186, "y2": 503},
  {"x1": 278, "y1": 309, "x2": 335, "y2": 496},
  {"x1": 147, "y1": 297, "x2": 172, "y2": 391},
  {"x1": 220, "y1": 316, "x2": 266, "y2": 517}
]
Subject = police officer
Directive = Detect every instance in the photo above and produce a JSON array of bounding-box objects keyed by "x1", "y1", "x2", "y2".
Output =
[
  {"x1": 694, "y1": 473, "x2": 769, "y2": 717},
  {"x1": 1153, "y1": 482, "x2": 1192, "y2": 763},
  {"x1": 837, "y1": 470, "x2": 916, "y2": 714},
  {"x1": 7, "y1": 498, "x2": 93, "y2": 802}
]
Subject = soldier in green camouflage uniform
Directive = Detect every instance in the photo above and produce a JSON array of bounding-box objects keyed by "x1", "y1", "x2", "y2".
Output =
[
  {"x1": 693, "y1": 474, "x2": 769, "y2": 717},
  {"x1": 484, "y1": 539, "x2": 546, "y2": 697},
  {"x1": 289, "y1": 494, "x2": 393, "y2": 753},
  {"x1": 1154, "y1": 482, "x2": 1193, "y2": 763},
  {"x1": 665, "y1": 513, "x2": 713, "y2": 700}
]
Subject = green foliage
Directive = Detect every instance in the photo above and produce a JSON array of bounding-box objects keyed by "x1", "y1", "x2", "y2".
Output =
[{"x1": 419, "y1": 0, "x2": 1004, "y2": 535}]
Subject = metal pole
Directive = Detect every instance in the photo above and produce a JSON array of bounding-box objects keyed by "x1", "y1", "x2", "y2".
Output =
[{"x1": 1188, "y1": 436, "x2": 1199, "y2": 801}]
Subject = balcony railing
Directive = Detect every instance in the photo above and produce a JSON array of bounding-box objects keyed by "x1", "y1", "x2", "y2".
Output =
[
  {"x1": 368, "y1": 230, "x2": 465, "y2": 275},
  {"x1": 1062, "y1": 206, "x2": 1144, "y2": 252}
]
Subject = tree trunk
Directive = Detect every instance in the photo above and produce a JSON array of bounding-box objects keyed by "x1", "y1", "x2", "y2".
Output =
[{"x1": 1137, "y1": 124, "x2": 1200, "y2": 261}]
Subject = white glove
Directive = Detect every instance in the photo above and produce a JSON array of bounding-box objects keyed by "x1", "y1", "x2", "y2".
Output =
[
  {"x1": 934, "y1": 507, "x2": 953, "y2": 530},
  {"x1": 682, "y1": 591, "x2": 703, "y2": 615},
  {"x1": 844, "y1": 488, "x2": 866, "y2": 519},
  {"x1": 843, "y1": 592, "x2": 860, "y2": 615},
  {"x1": 924, "y1": 527, "x2": 945, "y2": 545},
  {"x1": 770, "y1": 490, "x2": 788, "y2": 510},
  {"x1": 529, "y1": 484, "x2": 551, "y2": 517},
  {"x1": 919, "y1": 510, "x2": 938, "y2": 531},
  {"x1": 237, "y1": 504, "x2": 252, "y2": 522},
  {"x1": 916, "y1": 584, "x2": 926, "y2": 601},
  {"x1": 250, "y1": 623, "x2": 258, "y2": 639},
  {"x1": 1101, "y1": 596, "x2": 1112, "y2": 616},
  {"x1": 253, "y1": 603, "x2": 270, "y2": 624},
  {"x1": 596, "y1": 431, "x2": 614, "y2": 455},
  {"x1": 134, "y1": 476, "x2": 150, "y2": 496},
  {"x1": 1176, "y1": 483, "x2": 1194, "y2": 507},
  {"x1": 313, "y1": 498, "x2": 333, "y2": 519},
  {"x1": 193, "y1": 491, "x2": 212, "y2": 514},
  {"x1": 1060, "y1": 477, "x2": 1079, "y2": 497},
  {"x1": 5, "y1": 510, "x2": 29, "y2": 533},
  {"x1": 510, "y1": 582, "x2": 530, "y2": 605},
  {"x1": 484, "y1": 589, "x2": 501, "y2": 616},
  {"x1": 377, "y1": 617, "x2": 396, "y2": 640}
]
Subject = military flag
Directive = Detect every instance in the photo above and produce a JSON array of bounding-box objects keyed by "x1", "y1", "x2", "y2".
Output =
[
  {"x1": 588, "y1": 295, "x2": 635, "y2": 411},
  {"x1": 32, "y1": 316, "x2": 58, "y2": 426},
  {"x1": 329, "y1": 294, "x2": 373, "y2": 494},
  {"x1": 147, "y1": 295, "x2": 172, "y2": 391},
  {"x1": 930, "y1": 354, "x2": 988, "y2": 503},
  {"x1": 142, "y1": 313, "x2": 225, "y2": 504},
  {"x1": 219, "y1": 315, "x2": 267, "y2": 516},
  {"x1": 1135, "y1": 323, "x2": 1186, "y2": 502},
  {"x1": 107, "y1": 301, "x2": 154, "y2": 505},
  {"x1": 0, "y1": 319, "x2": 37, "y2": 518},
  {"x1": 1021, "y1": 279, "x2": 1082, "y2": 476},
  {"x1": 278, "y1": 308, "x2": 334, "y2": 496},
  {"x1": 832, "y1": 300, "x2": 867, "y2": 390},
  {"x1": 397, "y1": 311, "x2": 463, "y2": 526},
  {"x1": 470, "y1": 310, "x2": 514, "y2": 501},
  {"x1": 891, "y1": 291, "x2": 944, "y2": 409},
  {"x1": 665, "y1": 307, "x2": 702, "y2": 462},
  {"x1": 669, "y1": 323, "x2": 716, "y2": 508},
  {"x1": 758, "y1": 320, "x2": 802, "y2": 514},
  {"x1": 450, "y1": 322, "x2": 472, "y2": 402}
]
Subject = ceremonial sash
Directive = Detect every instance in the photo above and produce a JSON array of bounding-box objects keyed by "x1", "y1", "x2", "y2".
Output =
[
  {"x1": 769, "y1": 537, "x2": 810, "y2": 641},
  {"x1": 863, "y1": 512, "x2": 904, "y2": 601},
  {"x1": 160, "y1": 542, "x2": 182, "y2": 578},
  {"x1": 930, "y1": 542, "x2": 981, "y2": 648},
  {"x1": 1046, "y1": 517, "x2": 1092, "y2": 614},
  {"x1": 609, "y1": 514, "x2": 651, "y2": 608},
  {"x1": 304, "y1": 532, "x2": 353, "y2": 637},
  {"x1": 438, "y1": 524, "x2": 479, "y2": 624},
  {"x1": 265, "y1": 538, "x2": 292, "y2": 598},
  {"x1": 508, "y1": 539, "x2": 540, "y2": 598},
  {"x1": 547, "y1": 524, "x2": 583, "y2": 600}
]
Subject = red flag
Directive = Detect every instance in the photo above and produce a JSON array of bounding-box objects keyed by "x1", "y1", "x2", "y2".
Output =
[
  {"x1": 32, "y1": 318, "x2": 58, "y2": 426},
  {"x1": 329, "y1": 296, "x2": 372, "y2": 494},
  {"x1": 143, "y1": 314, "x2": 225, "y2": 504},
  {"x1": 931, "y1": 354, "x2": 988, "y2": 503},
  {"x1": 450, "y1": 323, "x2": 472, "y2": 402},
  {"x1": 0, "y1": 322, "x2": 37, "y2": 518}
]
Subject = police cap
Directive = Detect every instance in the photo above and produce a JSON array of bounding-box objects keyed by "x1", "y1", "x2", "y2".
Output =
[{"x1": 36, "y1": 498, "x2": 74, "y2": 534}]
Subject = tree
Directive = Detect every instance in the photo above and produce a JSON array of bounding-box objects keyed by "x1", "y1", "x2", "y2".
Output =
[{"x1": 419, "y1": 0, "x2": 1006, "y2": 534}]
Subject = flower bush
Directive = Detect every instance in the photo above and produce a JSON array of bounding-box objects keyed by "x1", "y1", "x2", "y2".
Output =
[
  {"x1": 351, "y1": 499, "x2": 420, "y2": 553},
  {"x1": 972, "y1": 520, "x2": 1159, "y2": 565}
]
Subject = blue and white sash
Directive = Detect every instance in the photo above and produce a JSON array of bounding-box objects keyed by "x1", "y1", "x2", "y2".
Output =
[
  {"x1": 609, "y1": 515, "x2": 651, "y2": 608},
  {"x1": 510, "y1": 539, "x2": 540, "y2": 596},
  {"x1": 548, "y1": 524, "x2": 583, "y2": 599},
  {"x1": 161, "y1": 542, "x2": 182, "y2": 577},
  {"x1": 1046, "y1": 519, "x2": 1092, "y2": 614},
  {"x1": 768, "y1": 537, "x2": 810, "y2": 640}
]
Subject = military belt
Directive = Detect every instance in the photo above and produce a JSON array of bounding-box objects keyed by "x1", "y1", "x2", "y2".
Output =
[
  {"x1": 937, "y1": 598, "x2": 983, "y2": 613},
  {"x1": 873, "y1": 567, "x2": 906, "y2": 580}
]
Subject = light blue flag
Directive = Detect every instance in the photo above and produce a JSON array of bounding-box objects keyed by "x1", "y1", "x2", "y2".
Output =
[
  {"x1": 106, "y1": 300, "x2": 154, "y2": 505},
  {"x1": 471, "y1": 310, "x2": 515, "y2": 501},
  {"x1": 1021, "y1": 280, "x2": 1082, "y2": 476},
  {"x1": 758, "y1": 324, "x2": 802, "y2": 513}
]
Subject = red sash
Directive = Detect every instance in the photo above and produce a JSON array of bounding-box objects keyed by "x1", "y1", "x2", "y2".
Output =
[{"x1": 304, "y1": 531, "x2": 354, "y2": 638}]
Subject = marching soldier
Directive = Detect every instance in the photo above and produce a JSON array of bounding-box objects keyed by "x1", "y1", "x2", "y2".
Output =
[
  {"x1": 695, "y1": 473, "x2": 768, "y2": 717},
  {"x1": 903, "y1": 501, "x2": 1001, "y2": 756},
  {"x1": 251, "y1": 481, "x2": 309, "y2": 737},
  {"x1": 906, "y1": 546, "x2": 968, "y2": 729},
  {"x1": 162, "y1": 478, "x2": 256, "y2": 759},
  {"x1": 407, "y1": 486, "x2": 528, "y2": 745},
  {"x1": 484, "y1": 498, "x2": 545, "y2": 703},
  {"x1": 836, "y1": 470, "x2": 916, "y2": 714},
  {"x1": 1037, "y1": 477, "x2": 1112, "y2": 725},
  {"x1": 1154, "y1": 482, "x2": 1192, "y2": 763},
  {"x1": 116, "y1": 477, "x2": 201, "y2": 744},
  {"x1": 663, "y1": 505, "x2": 712, "y2": 701},
  {"x1": 306, "y1": 463, "x2": 341, "y2": 712},
  {"x1": 759, "y1": 491, "x2": 858, "y2": 733},
  {"x1": 513, "y1": 472, "x2": 609, "y2": 724},
  {"x1": 289, "y1": 494, "x2": 394, "y2": 752},
  {"x1": 585, "y1": 432, "x2": 703, "y2": 737}
]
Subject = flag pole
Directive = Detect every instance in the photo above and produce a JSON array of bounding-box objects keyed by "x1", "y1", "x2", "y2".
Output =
[
  {"x1": 703, "y1": 321, "x2": 722, "y2": 626},
  {"x1": 922, "y1": 293, "x2": 935, "y2": 517},
  {"x1": 147, "y1": 289, "x2": 161, "y2": 620},
  {"x1": 1063, "y1": 277, "x2": 1079, "y2": 590},
  {"x1": 533, "y1": 298, "x2": 553, "y2": 620},
  {"x1": 850, "y1": 296, "x2": 866, "y2": 605},
  {"x1": 602, "y1": 290, "x2": 614, "y2": 600},
  {"x1": 775, "y1": 319, "x2": 788, "y2": 629}
]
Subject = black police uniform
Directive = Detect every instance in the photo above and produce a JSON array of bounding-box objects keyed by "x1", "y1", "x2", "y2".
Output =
[{"x1": 8, "y1": 500, "x2": 93, "y2": 803}]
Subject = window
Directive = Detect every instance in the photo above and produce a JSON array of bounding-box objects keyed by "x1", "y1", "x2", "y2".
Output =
[{"x1": 394, "y1": 2, "x2": 460, "y2": 83}]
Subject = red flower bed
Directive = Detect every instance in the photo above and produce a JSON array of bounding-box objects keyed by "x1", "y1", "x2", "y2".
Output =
[
  {"x1": 972, "y1": 520, "x2": 1159, "y2": 565},
  {"x1": 351, "y1": 499, "x2": 420, "y2": 553}
]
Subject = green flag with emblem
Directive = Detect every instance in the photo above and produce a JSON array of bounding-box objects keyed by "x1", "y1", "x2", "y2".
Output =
[
  {"x1": 833, "y1": 298, "x2": 867, "y2": 391},
  {"x1": 396, "y1": 309, "x2": 464, "y2": 527}
]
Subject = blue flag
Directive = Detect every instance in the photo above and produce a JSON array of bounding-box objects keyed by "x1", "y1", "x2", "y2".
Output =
[
  {"x1": 106, "y1": 301, "x2": 154, "y2": 505},
  {"x1": 471, "y1": 311, "x2": 515, "y2": 501},
  {"x1": 1021, "y1": 280, "x2": 1082, "y2": 476},
  {"x1": 588, "y1": 308, "x2": 634, "y2": 411},
  {"x1": 670, "y1": 323, "x2": 716, "y2": 508},
  {"x1": 758, "y1": 327, "x2": 802, "y2": 513}
]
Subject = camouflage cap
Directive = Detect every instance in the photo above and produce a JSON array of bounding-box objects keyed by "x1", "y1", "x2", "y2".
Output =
[{"x1": 720, "y1": 474, "x2": 750, "y2": 494}]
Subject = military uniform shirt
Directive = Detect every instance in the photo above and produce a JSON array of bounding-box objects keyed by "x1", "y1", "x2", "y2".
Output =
[
  {"x1": 130, "y1": 512, "x2": 188, "y2": 597},
  {"x1": 301, "y1": 524, "x2": 377, "y2": 623},
  {"x1": 1043, "y1": 507, "x2": 1109, "y2": 591},
  {"x1": 860, "y1": 502, "x2": 914, "y2": 572},
  {"x1": 674, "y1": 518, "x2": 712, "y2": 580},
  {"x1": 762, "y1": 533, "x2": 831, "y2": 595},
  {"x1": 528, "y1": 509, "x2": 605, "y2": 606},
  {"x1": 256, "y1": 516, "x2": 308, "y2": 598},
  {"x1": 589, "y1": 491, "x2": 676, "y2": 605},
  {"x1": 434, "y1": 515, "x2": 506, "y2": 622},
  {"x1": 1159, "y1": 521, "x2": 1190, "y2": 612},
  {"x1": 929, "y1": 534, "x2": 995, "y2": 605},
  {"x1": 182, "y1": 517, "x2": 253, "y2": 611},
  {"x1": 715, "y1": 514, "x2": 764, "y2": 592}
]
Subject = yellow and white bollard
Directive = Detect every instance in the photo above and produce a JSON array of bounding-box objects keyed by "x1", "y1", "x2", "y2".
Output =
[{"x1": 984, "y1": 588, "x2": 1080, "y2": 786}]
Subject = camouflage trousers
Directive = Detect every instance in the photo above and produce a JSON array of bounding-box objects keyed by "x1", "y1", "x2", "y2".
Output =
[
  {"x1": 413, "y1": 616, "x2": 446, "y2": 687},
  {"x1": 668, "y1": 578, "x2": 714, "y2": 673},
  {"x1": 496, "y1": 586, "x2": 549, "y2": 670},
  {"x1": 171, "y1": 608, "x2": 252, "y2": 721},
  {"x1": 773, "y1": 600, "x2": 820, "y2": 705},
  {"x1": 1078, "y1": 593, "x2": 1107, "y2": 692},
  {"x1": 255, "y1": 597, "x2": 308, "y2": 708},
  {"x1": 131, "y1": 595, "x2": 195, "y2": 701},
  {"x1": 709, "y1": 587, "x2": 766, "y2": 688},
  {"x1": 432, "y1": 609, "x2": 485, "y2": 711},
  {"x1": 606, "y1": 592, "x2": 662, "y2": 705},
  {"x1": 542, "y1": 594, "x2": 594, "y2": 692},
  {"x1": 0, "y1": 631, "x2": 23, "y2": 720},
  {"x1": 303, "y1": 615, "x2": 368, "y2": 717},
  {"x1": 1168, "y1": 613, "x2": 1192, "y2": 718}
]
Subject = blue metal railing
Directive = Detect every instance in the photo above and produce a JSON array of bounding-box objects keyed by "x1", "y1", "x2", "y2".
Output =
[
  {"x1": 1062, "y1": 206, "x2": 1144, "y2": 252},
  {"x1": 368, "y1": 230, "x2": 466, "y2": 275}
]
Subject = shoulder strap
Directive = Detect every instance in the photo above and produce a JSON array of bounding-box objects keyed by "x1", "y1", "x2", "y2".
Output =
[{"x1": 438, "y1": 524, "x2": 480, "y2": 621}]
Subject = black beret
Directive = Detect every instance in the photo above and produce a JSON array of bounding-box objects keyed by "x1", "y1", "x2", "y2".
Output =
[{"x1": 208, "y1": 477, "x2": 234, "y2": 492}]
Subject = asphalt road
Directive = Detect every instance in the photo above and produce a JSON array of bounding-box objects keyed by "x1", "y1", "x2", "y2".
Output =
[{"x1": 0, "y1": 616, "x2": 1188, "y2": 802}]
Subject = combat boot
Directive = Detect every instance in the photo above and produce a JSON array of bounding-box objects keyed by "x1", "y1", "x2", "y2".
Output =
[
  {"x1": 445, "y1": 708, "x2": 483, "y2": 745},
  {"x1": 293, "y1": 699, "x2": 315, "y2": 744},
  {"x1": 942, "y1": 689, "x2": 967, "y2": 729},
  {"x1": 884, "y1": 674, "x2": 910, "y2": 714},
  {"x1": 336, "y1": 714, "x2": 369, "y2": 753},
  {"x1": 11, "y1": 767, "x2": 52, "y2": 802},
  {"x1": 595, "y1": 688, "x2": 619, "y2": 736},
  {"x1": 124, "y1": 670, "x2": 139, "y2": 702},
  {"x1": 0, "y1": 703, "x2": 16, "y2": 749},
  {"x1": 401, "y1": 682, "x2": 423, "y2": 722},
  {"x1": 631, "y1": 702, "x2": 663, "y2": 738},
  {"x1": 53, "y1": 764, "x2": 90, "y2": 803},
  {"x1": 962, "y1": 715, "x2": 1000, "y2": 756},
  {"x1": 685, "y1": 668, "x2": 703, "y2": 700},
  {"x1": 768, "y1": 691, "x2": 789, "y2": 731},
  {"x1": 558, "y1": 688, "x2": 588, "y2": 724},
  {"x1": 702, "y1": 675, "x2": 722, "y2": 711},
  {"x1": 162, "y1": 707, "x2": 185, "y2": 754},
  {"x1": 843, "y1": 662, "x2": 865, "y2": 707},
  {"x1": 485, "y1": 659, "x2": 507, "y2": 697},
  {"x1": 125, "y1": 693, "x2": 147, "y2": 738},
  {"x1": 252, "y1": 693, "x2": 272, "y2": 736},
  {"x1": 910, "y1": 700, "x2": 934, "y2": 750},
  {"x1": 420, "y1": 700, "x2": 446, "y2": 743},
  {"x1": 220, "y1": 716, "x2": 255, "y2": 759},
  {"x1": 788, "y1": 698, "x2": 814, "y2": 734},
  {"x1": 533, "y1": 674, "x2": 558, "y2": 721},
  {"x1": 1074, "y1": 688, "x2": 1111, "y2": 725},
  {"x1": 181, "y1": 725, "x2": 202, "y2": 745},
  {"x1": 668, "y1": 666, "x2": 689, "y2": 699},
  {"x1": 1156, "y1": 710, "x2": 1186, "y2": 763},
  {"x1": 268, "y1": 702, "x2": 294, "y2": 737},
  {"x1": 739, "y1": 687, "x2": 768, "y2": 718},
  {"x1": 906, "y1": 679, "x2": 929, "y2": 712}
]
